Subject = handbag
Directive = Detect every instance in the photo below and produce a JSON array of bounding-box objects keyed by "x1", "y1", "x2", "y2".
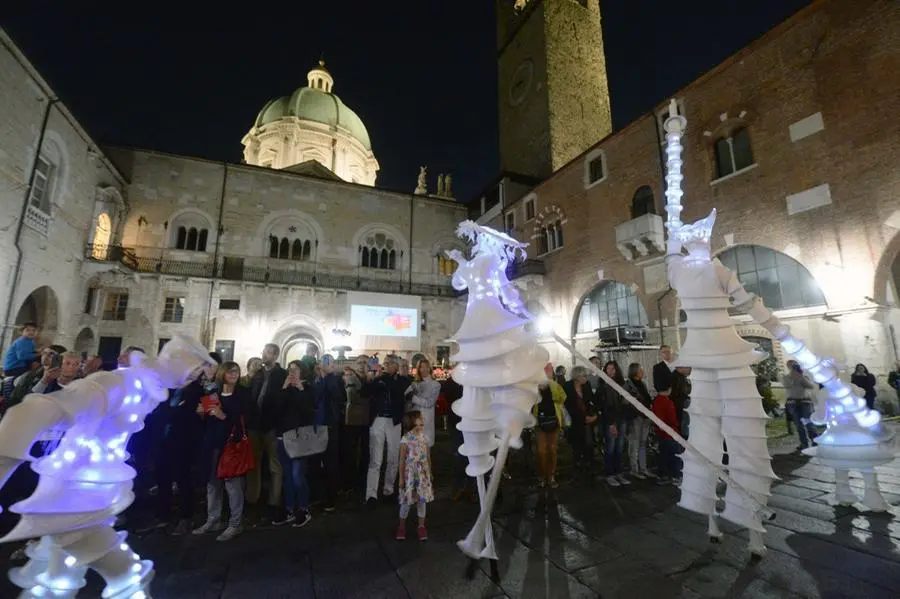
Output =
[
  {"x1": 217, "y1": 417, "x2": 255, "y2": 479},
  {"x1": 283, "y1": 425, "x2": 329, "y2": 458}
]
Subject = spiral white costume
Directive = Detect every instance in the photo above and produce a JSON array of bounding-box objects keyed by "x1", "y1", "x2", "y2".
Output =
[
  {"x1": 661, "y1": 98, "x2": 895, "y2": 557},
  {"x1": 448, "y1": 221, "x2": 548, "y2": 568},
  {"x1": 0, "y1": 335, "x2": 214, "y2": 598}
]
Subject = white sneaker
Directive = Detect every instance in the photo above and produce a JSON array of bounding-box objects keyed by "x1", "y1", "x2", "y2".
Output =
[
  {"x1": 617, "y1": 474, "x2": 632, "y2": 486},
  {"x1": 216, "y1": 526, "x2": 242, "y2": 542},
  {"x1": 192, "y1": 520, "x2": 225, "y2": 535},
  {"x1": 630, "y1": 471, "x2": 646, "y2": 480},
  {"x1": 607, "y1": 476, "x2": 621, "y2": 487}
]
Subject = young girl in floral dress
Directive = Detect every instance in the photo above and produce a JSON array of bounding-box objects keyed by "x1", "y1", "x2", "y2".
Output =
[{"x1": 396, "y1": 410, "x2": 434, "y2": 541}]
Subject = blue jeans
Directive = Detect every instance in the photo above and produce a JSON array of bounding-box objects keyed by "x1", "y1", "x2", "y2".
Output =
[
  {"x1": 604, "y1": 420, "x2": 625, "y2": 475},
  {"x1": 657, "y1": 439, "x2": 683, "y2": 479},
  {"x1": 786, "y1": 400, "x2": 817, "y2": 449},
  {"x1": 276, "y1": 439, "x2": 309, "y2": 512}
]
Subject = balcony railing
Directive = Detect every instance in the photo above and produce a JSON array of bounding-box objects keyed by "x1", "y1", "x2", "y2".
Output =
[
  {"x1": 85, "y1": 245, "x2": 460, "y2": 298},
  {"x1": 508, "y1": 259, "x2": 546, "y2": 280},
  {"x1": 614, "y1": 213, "x2": 665, "y2": 262}
]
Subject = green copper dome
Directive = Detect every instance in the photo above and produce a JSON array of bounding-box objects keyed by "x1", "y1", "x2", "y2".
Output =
[{"x1": 253, "y1": 87, "x2": 372, "y2": 151}]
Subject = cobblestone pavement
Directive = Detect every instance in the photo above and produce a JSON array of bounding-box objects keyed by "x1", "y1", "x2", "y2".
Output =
[{"x1": 1, "y1": 426, "x2": 899, "y2": 598}]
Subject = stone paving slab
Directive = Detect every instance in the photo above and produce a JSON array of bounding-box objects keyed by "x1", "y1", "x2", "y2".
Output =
[{"x1": 3, "y1": 438, "x2": 900, "y2": 598}]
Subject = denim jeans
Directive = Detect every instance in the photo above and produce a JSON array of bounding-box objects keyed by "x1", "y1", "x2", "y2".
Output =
[
  {"x1": 657, "y1": 439, "x2": 683, "y2": 479},
  {"x1": 276, "y1": 438, "x2": 309, "y2": 512},
  {"x1": 604, "y1": 420, "x2": 625, "y2": 475},
  {"x1": 786, "y1": 400, "x2": 817, "y2": 449}
]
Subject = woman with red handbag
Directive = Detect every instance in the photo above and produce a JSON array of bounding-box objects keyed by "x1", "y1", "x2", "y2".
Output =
[{"x1": 193, "y1": 361, "x2": 254, "y2": 541}]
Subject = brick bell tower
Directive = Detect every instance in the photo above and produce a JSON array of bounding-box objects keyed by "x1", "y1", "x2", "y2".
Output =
[{"x1": 496, "y1": 0, "x2": 612, "y2": 180}]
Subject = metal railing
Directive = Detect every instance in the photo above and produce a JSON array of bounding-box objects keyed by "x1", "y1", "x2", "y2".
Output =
[{"x1": 84, "y1": 245, "x2": 461, "y2": 298}]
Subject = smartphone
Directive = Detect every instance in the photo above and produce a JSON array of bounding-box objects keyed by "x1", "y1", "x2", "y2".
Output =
[{"x1": 50, "y1": 353, "x2": 62, "y2": 369}]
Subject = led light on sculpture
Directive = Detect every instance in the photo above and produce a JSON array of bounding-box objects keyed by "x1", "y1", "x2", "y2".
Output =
[
  {"x1": 0, "y1": 335, "x2": 214, "y2": 598},
  {"x1": 448, "y1": 221, "x2": 548, "y2": 577},
  {"x1": 662, "y1": 99, "x2": 777, "y2": 558}
]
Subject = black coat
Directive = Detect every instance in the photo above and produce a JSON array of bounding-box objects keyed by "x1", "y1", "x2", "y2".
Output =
[
  {"x1": 249, "y1": 364, "x2": 288, "y2": 432},
  {"x1": 652, "y1": 361, "x2": 673, "y2": 394},
  {"x1": 200, "y1": 386, "x2": 248, "y2": 482},
  {"x1": 563, "y1": 380, "x2": 600, "y2": 436},
  {"x1": 366, "y1": 373, "x2": 409, "y2": 426},
  {"x1": 274, "y1": 384, "x2": 316, "y2": 434}
]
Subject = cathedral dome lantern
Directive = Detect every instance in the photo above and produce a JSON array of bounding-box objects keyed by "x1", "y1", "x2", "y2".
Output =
[
  {"x1": 241, "y1": 59, "x2": 379, "y2": 186},
  {"x1": 307, "y1": 60, "x2": 333, "y2": 93}
]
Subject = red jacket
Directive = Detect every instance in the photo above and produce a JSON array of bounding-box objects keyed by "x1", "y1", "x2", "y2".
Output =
[{"x1": 652, "y1": 394, "x2": 678, "y2": 440}]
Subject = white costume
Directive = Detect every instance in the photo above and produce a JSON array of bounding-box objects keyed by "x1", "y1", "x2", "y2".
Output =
[
  {"x1": 666, "y1": 210, "x2": 776, "y2": 556},
  {"x1": 0, "y1": 335, "x2": 214, "y2": 598},
  {"x1": 448, "y1": 221, "x2": 548, "y2": 573}
]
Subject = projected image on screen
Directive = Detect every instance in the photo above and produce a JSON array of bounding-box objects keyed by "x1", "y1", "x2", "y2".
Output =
[{"x1": 351, "y1": 305, "x2": 418, "y2": 338}]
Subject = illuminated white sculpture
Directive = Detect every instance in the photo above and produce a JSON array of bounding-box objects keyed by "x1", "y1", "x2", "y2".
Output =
[
  {"x1": 447, "y1": 221, "x2": 548, "y2": 578},
  {"x1": 0, "y1": 335, "x2": 214, "y2": 598},
  {"x1": 760, "y1": 331, "x2": 894, "y2": 510},
  {"x1": 663, "y1": 101, "x2": 777, "y2": 557}
]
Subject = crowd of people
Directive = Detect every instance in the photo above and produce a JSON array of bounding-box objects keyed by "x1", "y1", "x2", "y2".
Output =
[{"x1": 0, "y1": 322, "x2": 895, "y2": 547}]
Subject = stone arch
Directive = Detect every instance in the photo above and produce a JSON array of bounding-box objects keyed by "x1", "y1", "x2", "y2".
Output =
[
  {"x1": 712, "y1": 243, "x2": 827, "y2": 312},
  {"x1": 532, "y1": 204, "x2": 566, "y2": 255},
  {"x1": 872, "y1": 227, "x2": 900, "y2": 306},
  {"x1": 271, "y1": 314, "x2": 325, "y2": 361},
  {"x1": 166, "y1": 208, "x2": 217, "y2": 250},
  {"x1": 14, "y1": 285, "x2": 60, "y2": 343},
  {"x1": 73, "y1": 327, "x2": 96, "y2": 356},
  {"x1": 255, "y1": 209, "x2": 325, "y2": 258},
  {"x1": 571, "y1": 279, "x2": 649, "y2": 337},
  {"x1": 352, "y1": 223, "x2": 408, "y2": 270}
]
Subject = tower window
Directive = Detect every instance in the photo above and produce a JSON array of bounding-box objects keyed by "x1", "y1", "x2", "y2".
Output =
[
  {"x1": 360, "y1": 233, "x2": 399, "y2": 270},
  {"x1": 631, "y1": 186, "x2": 656, "y2": 218},
  {"x1": 714, "y1": 128, "x2": 754, "y2": 179}
]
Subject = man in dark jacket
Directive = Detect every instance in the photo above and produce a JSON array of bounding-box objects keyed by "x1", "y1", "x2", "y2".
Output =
[
  {"x1": 248, "y1": 343, "x2": 287, "y2": 521},
  {"x1": 653, "y1": 345, "x2": 675, "y2": 395},
  {"x1": 142, "y1": 352, "x2": 220, "y2": 535},
  {"x1": 312, "y1": 355, "x2": 345, "y2": 512},
  {"x1": 363, "y1": 358, "x2": 409, "y2": 508}
]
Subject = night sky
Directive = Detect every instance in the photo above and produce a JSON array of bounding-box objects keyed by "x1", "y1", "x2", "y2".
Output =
[{"x1": 3, "y1": 0, "x2": 811, "y2": 201}]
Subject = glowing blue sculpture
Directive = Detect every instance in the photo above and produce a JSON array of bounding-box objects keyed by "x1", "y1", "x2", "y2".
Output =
[{"x1": 0, "y1": 335, "x2": 214, "y2": 598}]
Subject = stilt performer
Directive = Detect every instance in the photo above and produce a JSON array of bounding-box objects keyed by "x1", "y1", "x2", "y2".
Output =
[
  {"x1": 0, "y1": 335, "x2": 214, "y2": 598},
  {"x1": 448, "y1": 221, "x2": 548, "y2": 580}
]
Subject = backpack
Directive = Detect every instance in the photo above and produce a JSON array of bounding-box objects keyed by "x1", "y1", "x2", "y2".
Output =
[{"x1": 536, "y1": 392, "x2": 559, "y2": 432}]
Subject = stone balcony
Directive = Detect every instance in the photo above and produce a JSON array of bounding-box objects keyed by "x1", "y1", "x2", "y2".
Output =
[
  {"x1": 84, "y1": 245, "x2": 460, "y2": 298},
  {"x1": 615, "y1": 213, "x2": 666, "y2": 263}
]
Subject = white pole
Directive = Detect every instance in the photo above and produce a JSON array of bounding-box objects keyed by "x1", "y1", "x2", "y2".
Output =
[{"x1": 553, "y1": 333, "x2": 775, "y2": 521}]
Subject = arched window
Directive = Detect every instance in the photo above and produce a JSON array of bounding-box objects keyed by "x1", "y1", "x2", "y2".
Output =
[
  {"x1": 170, "y1": 212, "x2": 212, "y2": 251},
  {"x1": 359, "y1": 232, "x2": 399, "y2": 270},
  {"x1": 279, "y1": 238, "x2": 290, "y2": 259},
  {"x1": 631, "y1": 186, "x2": 656, "y2": 218},
  {"x1": 574, "y1": 281, "x2": 649, "y2": 334},
  {"x1": 186, "y1": 227, "x2": 198, "y2": 250},
  {"x1": 302, "y1": 240, "x2": 312, "y2": 260},
  {"x1": 91, "y1": 213, "x2": 111, "y2": 260},
  {"x1": 437, "y1": 255, "x2": 459, "y2": 276},
  {"x1": 176, "y1": 227, "x2": 187, "y2": 249},
  {"x1": 291, "y1": 239, "x2": 303, "y2": 260},
  {"x1": 269, "y1": 236, "x2": 279, "y2": 258},
  {"x1": 717, "y1": 245, "x2": 826, "y2": 312},
  {"x1": 538, "y1": 227, "x2": 549, "y2": 255}
]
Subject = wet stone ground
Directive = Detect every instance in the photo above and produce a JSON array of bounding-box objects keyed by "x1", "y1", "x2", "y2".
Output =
[{"x1": 1, "y1": 425, "x2": 900, "y2": 598}]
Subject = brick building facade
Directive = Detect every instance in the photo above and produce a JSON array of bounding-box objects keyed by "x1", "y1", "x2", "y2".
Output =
[{"x1": 488, "y1": 0, "x2": 900, "y2": 401}]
